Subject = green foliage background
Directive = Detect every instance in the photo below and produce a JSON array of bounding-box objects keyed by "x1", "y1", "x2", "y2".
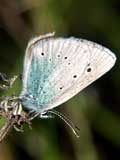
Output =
[{"x1": 0, "y1": 0, "x2": 119, "y2": 160}]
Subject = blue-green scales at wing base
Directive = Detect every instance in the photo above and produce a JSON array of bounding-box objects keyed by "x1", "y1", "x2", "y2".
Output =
[{"x1": 24, "y1": 56, "x2": 56, "y2": 110}]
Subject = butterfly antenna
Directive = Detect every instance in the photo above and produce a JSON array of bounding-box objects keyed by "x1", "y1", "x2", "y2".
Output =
[
  {"x1": 0, "y1": 120, "x2": 14, "y2": 143},
  {"x1": 48, "y1": 110, "x2": 80, "y2": 138}
]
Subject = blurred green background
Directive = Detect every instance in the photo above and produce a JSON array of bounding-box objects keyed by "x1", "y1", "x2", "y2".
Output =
[{"x1": 0, "y1": 0, "x2": 120, "y2": 160}]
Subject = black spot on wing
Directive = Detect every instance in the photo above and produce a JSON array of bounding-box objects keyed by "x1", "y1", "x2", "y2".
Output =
[
  {"x1": 73, "y1": 75, "x2": 77, "y2": 78},
  {"x1": 87, "y1": 67, "x2": 92, "y2": 72},
  {"x1": 64, "y1": 56, "x2": 67, "y2": 59},
  {"x1": 41, "y1": 52, "x2": 44, "y2": 56}
]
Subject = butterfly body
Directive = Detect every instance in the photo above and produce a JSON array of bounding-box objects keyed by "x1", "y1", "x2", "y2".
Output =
[{"x1": 20, "y1": 33, "x2": 116, "y2": 113}]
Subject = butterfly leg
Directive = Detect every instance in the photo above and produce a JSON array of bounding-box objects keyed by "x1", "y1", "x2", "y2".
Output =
[
  {"x1": 27, "y1": 110, "x2": 54, "y2": 120},
  {"x1": 27, "y1": 111, "x2": 40, "y2": 120},
  {"x1": 40, "y1": 111, "x2": 54, "y2": 119}
]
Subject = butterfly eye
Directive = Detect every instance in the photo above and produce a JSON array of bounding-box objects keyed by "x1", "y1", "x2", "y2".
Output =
[{"x1": 64, "y1": 57, "x2": 67, "y2": 60}]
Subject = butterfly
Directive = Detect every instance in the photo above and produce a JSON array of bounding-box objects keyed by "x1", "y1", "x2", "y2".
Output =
[
  {"x1": 0, "y1": 32, "x2": 116, "y2": 141},
  {"x1": 20, "y1": 32, "x2": 116, "y2": 111}
]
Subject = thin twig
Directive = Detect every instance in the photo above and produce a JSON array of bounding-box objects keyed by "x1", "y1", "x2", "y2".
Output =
[{"x1": 0, "y1": 120, "x2": 15, "y2": 143}]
